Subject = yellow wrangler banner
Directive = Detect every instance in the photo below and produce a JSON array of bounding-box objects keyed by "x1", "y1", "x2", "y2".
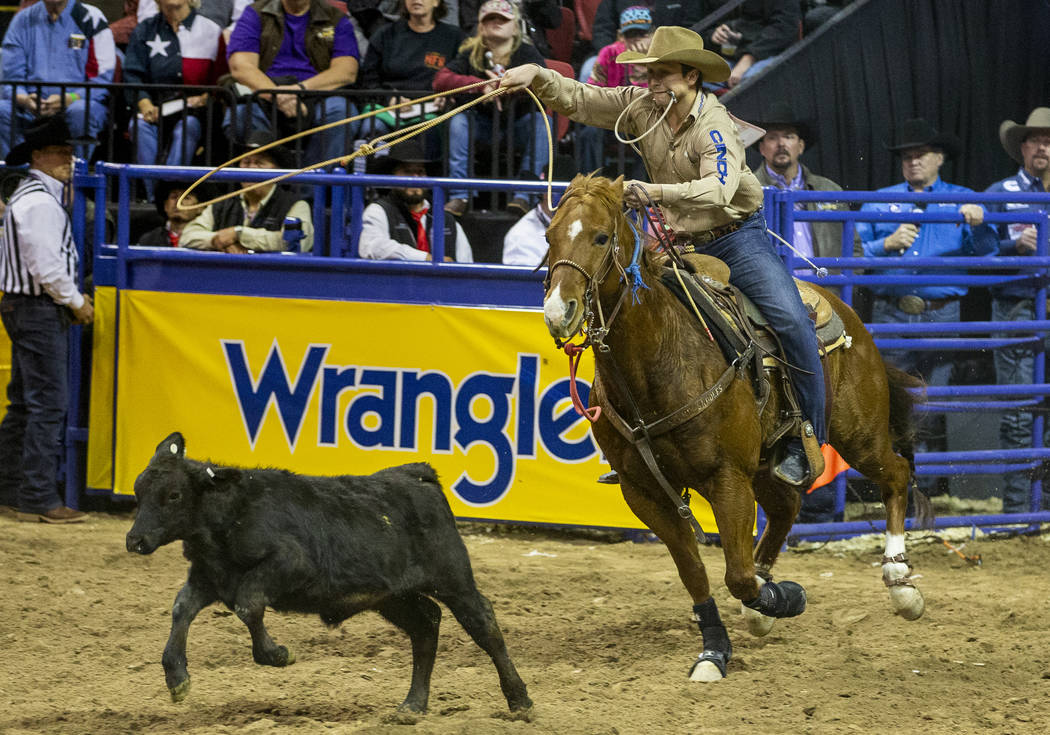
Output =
[{"x1": 100, "y1": 290, "x2": 718, "y2": 532}]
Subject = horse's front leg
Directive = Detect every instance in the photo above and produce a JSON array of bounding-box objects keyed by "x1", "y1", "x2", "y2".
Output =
[
  {"x1": 618, "y1": 476, "x2": 732, "y2": 682},
  {"x1": 708, "y1": 466, "x2": 807, "y2": 643}
]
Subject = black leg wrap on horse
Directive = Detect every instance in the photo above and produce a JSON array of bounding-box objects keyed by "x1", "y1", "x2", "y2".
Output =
[
  {"x1": 690, "y1": 599, "x2": 732, "y2": 677},
  {"x1": 742, "y1": 580, "x2": 807, "y2": 618}
]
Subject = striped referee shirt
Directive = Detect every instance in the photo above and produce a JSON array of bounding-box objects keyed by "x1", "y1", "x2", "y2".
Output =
[{"x1": 0, "y1": 170, "x2": 83, "y2": 309}]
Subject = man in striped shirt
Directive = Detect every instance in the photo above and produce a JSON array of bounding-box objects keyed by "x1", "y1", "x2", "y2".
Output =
[{"x1": 0, "y1": 115, "x2": 93, "y2": 524}]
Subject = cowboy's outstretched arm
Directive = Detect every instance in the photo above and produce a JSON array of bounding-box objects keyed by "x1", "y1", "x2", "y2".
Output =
[{"x1": 500, "y1": 64, "x2": 643, "y2": 131}]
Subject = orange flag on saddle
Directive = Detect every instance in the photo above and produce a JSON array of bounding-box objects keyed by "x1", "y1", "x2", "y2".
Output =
[{"x1": 807, "y1": 445, "x2": 849, "y2": 494}]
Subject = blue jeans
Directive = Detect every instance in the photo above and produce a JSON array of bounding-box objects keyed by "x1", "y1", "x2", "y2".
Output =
[
  {"x1": 223, "y1": 96, "x2": 360, "y2": 166},
  {"x1": 872, "y1": 296, "x2": 961, "y2": 494},
  {"x1": 130, "y1": 115, "x2": 202, "y2": 198},
  {"x1": 992, "y1": 296, "x2": 1049, "y2": 512},
  {"x1": 0, "y1": 294, "x2": 70, "y2": 513},
  {"x1": 0, "y1": 99, "x2": 108, "y2": 160},
  {"x1": 703, "y1": 210, "x2": 827, "y2": 444},
  {"x1": 447, "y1": 110, "x2": 550, "y2": 201}
]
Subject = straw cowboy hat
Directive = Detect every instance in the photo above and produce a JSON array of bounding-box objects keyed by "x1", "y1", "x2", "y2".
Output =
[
  {"x1": 883, "y1": 118, "x2": 961, "y2": 158},
  {"x1": 616, "y1": 26, "x2": 731, "y2": 84},
  {"x1": 999, "y1": 107, "x2": 1050, "y2": 164}
]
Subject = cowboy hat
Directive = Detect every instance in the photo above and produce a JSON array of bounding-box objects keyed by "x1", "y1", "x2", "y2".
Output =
[
  {"x1": 883, "y1": 118, "x2": 960, "y2": 158},
  {"x1": 4, "y1": 114, "x2": 95, "y2": 167},
  {"x1": 370, "y1": 137, "x2": 441, "y2": 177},
  {"x1": 616, "y1": 26, "x2": 731, "y2": 84},
  {"x1": 236, "y1": 130, "x2": 295, "y2": 170},
  {"x1": 153, "y1": 179, "x2": 214, "y2": 216},
  {"x1": 752, "y1": 102, "x2": 816, "y2": 146},
  {"x1": 999, "y1": 107, "x2": 1050, "y2": 164}
]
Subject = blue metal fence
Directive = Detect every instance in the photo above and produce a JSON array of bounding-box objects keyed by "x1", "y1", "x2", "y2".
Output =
[{"x1": 62, "y1": 165, "x2": 1050, "y2": 536}]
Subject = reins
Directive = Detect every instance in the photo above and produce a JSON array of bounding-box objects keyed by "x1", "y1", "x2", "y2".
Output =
[{"x1": 176, "y1": 78, "x2": 557, "y2": 214}]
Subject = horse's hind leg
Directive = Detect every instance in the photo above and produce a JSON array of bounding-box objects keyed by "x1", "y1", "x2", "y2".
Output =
[
  {"x1": 845, "y1": 443, "x2": 925, "y2": 619},
  {"x1": 618, "y1": 480, "x2": 731, "y2": 682}
]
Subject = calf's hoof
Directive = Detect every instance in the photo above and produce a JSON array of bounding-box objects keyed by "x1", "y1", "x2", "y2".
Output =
[
  {"x1": 256, "y1": 646, "x2": 295, "y2": 667},
  {"x1": 741, "y1": 604, "x2": 776, "y2": 637},
  {"x1": 169, "y1": 677, "x2": 191, "y2": 703}
]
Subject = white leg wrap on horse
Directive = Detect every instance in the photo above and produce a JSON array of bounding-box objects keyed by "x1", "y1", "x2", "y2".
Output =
[
  {"x1": 742, "y1": 575, "x2": 775, "y2": 636},
  {"x1": 882, "y1": 532, "x2": 925, "y2": 620}
]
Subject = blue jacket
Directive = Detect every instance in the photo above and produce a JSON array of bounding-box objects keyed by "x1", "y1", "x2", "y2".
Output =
[
  {"x1": 857, "y1": 178, "x2": 998, "y2": 299},
  {"x1": 985, "y1": 167, "x2": 1049, "y2": 299},
  {"x1": 0, "y1": 0, "x2": 116, "y2": 101}
]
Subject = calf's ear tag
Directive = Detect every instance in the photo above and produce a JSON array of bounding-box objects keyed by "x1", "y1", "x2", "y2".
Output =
[
  {"x1": 206, "y1": 467, "x2": 216, "y2": 478},
  {"x1": 170, "y1": 443, "x2": 179, "y2": 455}
]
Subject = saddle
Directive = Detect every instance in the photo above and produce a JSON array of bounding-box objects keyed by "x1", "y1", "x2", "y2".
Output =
[{"x1": 659, "y1": 254, "x2": 850, "y2": 476}]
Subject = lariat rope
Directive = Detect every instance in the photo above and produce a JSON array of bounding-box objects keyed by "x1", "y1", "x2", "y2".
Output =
[{"x1": 177, "y1": 77, "x2": 556, "y2": 213}]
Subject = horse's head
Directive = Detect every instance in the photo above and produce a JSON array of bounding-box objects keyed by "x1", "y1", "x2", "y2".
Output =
[{"x1": 543, "y1": 173, "x2": 632, "y2": 341}]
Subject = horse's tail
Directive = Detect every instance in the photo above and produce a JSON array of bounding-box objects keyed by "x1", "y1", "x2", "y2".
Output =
[{"x1": 885, "y1": 363, "x2": 935, "y2": 528}]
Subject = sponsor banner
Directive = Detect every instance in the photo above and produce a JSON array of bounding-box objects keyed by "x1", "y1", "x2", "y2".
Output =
[
  {"x1": 87, "y1": 286, "x2": 117, "y2": 489},
  {"x1": 108, "y1": 290, "x2": 719, "y2": 532}
]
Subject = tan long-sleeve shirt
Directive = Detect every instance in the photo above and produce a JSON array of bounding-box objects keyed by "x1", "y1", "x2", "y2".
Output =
[{"x1": 531, "y1": 68, "x2": 763, "y2": 233}]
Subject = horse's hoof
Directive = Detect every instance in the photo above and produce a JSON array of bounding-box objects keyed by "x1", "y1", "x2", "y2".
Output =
[
  {"x1": 890, "y1": 585, "x2": 925, "y2": 620},
  {"x1": 169, "y1": 677, "x2": 191, "y2": 703},
  {"x1": 741, "y1": 603, "x2": 776, "y2": 637},
  {"x1": 688, "y1": 660, "x2": 725, "y2": 682},
  {"x1": 283, "y1": 648, "x2": 296, "y2": 666}
]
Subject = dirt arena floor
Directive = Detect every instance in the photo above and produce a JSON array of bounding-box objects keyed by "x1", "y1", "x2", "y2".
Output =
[{"x1": 2, "y1": 509, "x2": 1048, "y2": 735}]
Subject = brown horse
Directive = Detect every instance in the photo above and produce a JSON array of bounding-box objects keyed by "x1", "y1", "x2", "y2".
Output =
[{"x1": 542, "y1": 174, "x2": 926, "y2": 682}]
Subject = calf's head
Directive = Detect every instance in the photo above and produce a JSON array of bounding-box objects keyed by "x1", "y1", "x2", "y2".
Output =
[{"x1": 125, "y1": 432, "x2": 237, "y2": 554}]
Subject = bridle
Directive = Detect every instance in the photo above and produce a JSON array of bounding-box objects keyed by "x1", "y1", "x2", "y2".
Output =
[{"x1": 544, "y1": 205, "x2": 644, "y2": 353}]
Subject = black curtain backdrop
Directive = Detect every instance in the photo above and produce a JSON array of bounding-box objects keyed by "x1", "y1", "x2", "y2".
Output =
[{"x1": 724, "y1": 0, "x2": 1050, "y2": 192}]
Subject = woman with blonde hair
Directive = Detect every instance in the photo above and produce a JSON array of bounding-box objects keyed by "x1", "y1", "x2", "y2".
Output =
[{"x1": 433, "y1": 0, "x2": 549, "y2": 216}]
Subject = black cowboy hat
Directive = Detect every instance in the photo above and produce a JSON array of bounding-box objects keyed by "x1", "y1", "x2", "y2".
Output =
[
  {"x1": 4, "y1": 114, "x2": 96, "y2": 167},
  {"x1": 752, "y1": 102, "x2": 816, "y2": 146},
  {"x1": 369, "y1": 137, "x2": 441, "y2": 177},
  {"x1": 153, "y1": 179, "x2": 214, "y2": 216},
  {"x1": 543, "y1": 154, "x2": 577, "y2": 183},
  {"x1": 236, "y1": 130, "x2": 295, "y2": 170},
  {"x1": 884, "y1": 117, "x2": 961, "y2": 158}
]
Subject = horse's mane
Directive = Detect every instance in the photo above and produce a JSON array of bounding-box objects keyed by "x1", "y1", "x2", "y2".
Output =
[
  {"x1": 559, "y1": 173, "x2": 664, "y2": 259},
  {"x1": 559, "y1": 173, "x2": 624, "y2": 215}
]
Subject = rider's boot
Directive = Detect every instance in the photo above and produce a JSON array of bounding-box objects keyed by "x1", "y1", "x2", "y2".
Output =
[{"x1": 597, "y1": 470, "x2": 620, "y2": 484}]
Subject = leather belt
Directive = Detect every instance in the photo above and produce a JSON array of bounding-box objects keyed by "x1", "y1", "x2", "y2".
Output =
[
  {"x1": 674, "y1": 211, "x2": 759, "y2": 252},
  {"x1": 895, "y1": 294, "x2": 960, "y2": 315}
]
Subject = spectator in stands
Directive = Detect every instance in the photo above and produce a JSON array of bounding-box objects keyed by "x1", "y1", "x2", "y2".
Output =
[
  {"x1": 181, "y1": 131, "x2": 314, "y2": 252},
  {"x1": 123, "y1": 0, "x2": 228, "y2": 199},
  {"x1": 751, "y1": 102, "x2": 860, "y2": 276},
  {"x1": 359, "y1": 137, "x2": 473, "y2": 261},
  {"x1": 502, "y1": 153, "x2": 572, "y2": 265},
  {"x1": 224, "y1": 0, "x2": 361, "y2": 166},
  {"x1": 137, "y1": 180, "x2": 207, "y2": 246},
  {"x1": 357, "y1": 0, "x2": 465, "y2": 147},
  {"x1": 137, "y1": 0, "x2": 245, "y2": 32},
  {"x1": 0, "y1": 0, "x2": 116, "y2": 161},
  {"x1": 801, "y1": 0, "x2": 854, "y2": 36},
  {"x1": 700, "y1": 0, "x2": 801, "y2": 88},
  {"x1": 579, "y1": 5, "x2": 650, "y2": 179},
  {"x1": 580, "y1": 0, "x2": 709, "y2": 84},
  {"x1": 985, "y1": 107, "x2": 1050, "y2": 513},
  {"x1": 0, "y1": 115, "x2": 93, "y2": 523},
  {"x1": 433, "y1": 0, "x2": 549, "y2": 217},
  {"x1": 857, "y1": 117, "x2": 996, "y2": 497},
  {"x1": 517, "y1": 0, "x2": 562, "y2": 58}
]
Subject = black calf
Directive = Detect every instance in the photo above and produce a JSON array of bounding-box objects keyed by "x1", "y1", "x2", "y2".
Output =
[{"x1": 126, "y1": 432, "x2": 532, "y2": 715}]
